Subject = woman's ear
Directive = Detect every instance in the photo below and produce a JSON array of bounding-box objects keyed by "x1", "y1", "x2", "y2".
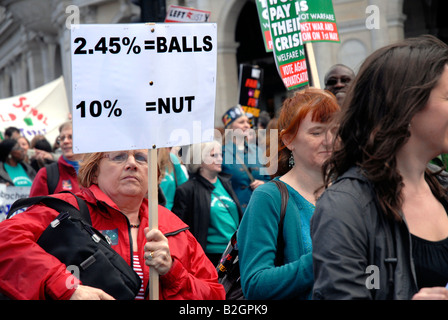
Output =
[
  {"x1": 281, "y1": 130, "x2": 294, "y2": 151},
  {"x1": 92, "y1": 167, "x2": 99, "y2": 184}
]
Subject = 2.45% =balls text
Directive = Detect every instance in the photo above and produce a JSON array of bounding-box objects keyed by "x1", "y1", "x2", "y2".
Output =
[
  {"x1": 73, "y1": 37, "x2": 141, "y2": 55},
  {"x1": 75, "y1": 100, "x2": 123, "y2": 118}
]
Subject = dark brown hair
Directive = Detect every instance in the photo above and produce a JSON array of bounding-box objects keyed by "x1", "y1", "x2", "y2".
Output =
[{"x1": 324, "y1": 35, "x2": 448, "y2": 221}]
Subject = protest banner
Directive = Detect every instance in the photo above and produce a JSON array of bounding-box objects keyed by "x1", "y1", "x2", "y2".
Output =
[
  {"x1": 0, "y1": 185, "x2": 31, "y2": 222},
  {"x1": 255, "y1": 0, "x2": 273, "y2": 52},
  {"x1": 0, "y1": 76, "x2": 70, "y2": 144},
  {"x1": 264, "y1": 0, "x2": 340, "y2": 90},
  {"x1": 266, "y1": 0, "x2": 309, "y2": 90},
  {"x1": 299, "y1": 0, "x2": 339, "y2": 43},
  {"x1": 165, "y1": 5, "x2": 211, "y2": 23},
  {"x1": 237, "y1": 64, "x2": 264, "y2": 126},
  {"x1": 300, "y1": 0, "x2": 340, "y2": 88},
  {"x1": 71, "y1": 23, "x2": 217, "y2": 300}
]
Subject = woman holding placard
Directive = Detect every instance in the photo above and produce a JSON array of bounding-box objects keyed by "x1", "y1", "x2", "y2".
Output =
[{"x1": 0, "y1": 149, "x2": 225, "y2": 300}]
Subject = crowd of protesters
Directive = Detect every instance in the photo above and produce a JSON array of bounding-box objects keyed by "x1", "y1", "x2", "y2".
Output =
[{"x1": 0, "y1": 35, "x2": 448, "y2": 300}]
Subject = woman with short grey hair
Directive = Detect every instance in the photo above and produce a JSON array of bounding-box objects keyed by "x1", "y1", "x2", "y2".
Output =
[{"x1": 172, "y1": 140, "x2": 243, "y2": 266}]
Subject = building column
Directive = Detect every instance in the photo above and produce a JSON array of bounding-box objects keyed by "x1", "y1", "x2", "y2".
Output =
[
  {"x1": 0, "y1": 67, "x2": 11, "y2": 97},
  {"x1": 213, "y1": 0, "x2": 246, "y2": 127},
  {"x1": 11, "y1": 55, "x2": 28, "y2": 95},
  {"x1": 26, "y1": 39, "x2": 45, "y2": 90},
  {"x1": 41, "y1": 37, "x2": 59, "y2": 83},
  {"x1": 216, "y1": 40, "x2": 239, "y2": 126}
]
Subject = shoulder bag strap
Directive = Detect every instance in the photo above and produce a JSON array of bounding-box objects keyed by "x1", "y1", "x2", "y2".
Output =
[
  {"x1": 234, "y1": 152, "x2": 255, "y2": 183},
  {"x1": 59, "y1": 191, "x2": 92, "y2": 225},
  {"x1": 271, "y1": 179, "x2": 289, "y2": 266},
  {"x1": 8, "y1": 192, "x2": 91, "y2": 225},
  {"x1": 45, "y1": 162, "x2": 60, "y2": 195}
]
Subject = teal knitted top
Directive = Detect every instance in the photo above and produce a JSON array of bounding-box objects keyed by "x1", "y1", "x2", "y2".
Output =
[{"x1": 237, "y1": 177, "x2": 314, "y2": 299}]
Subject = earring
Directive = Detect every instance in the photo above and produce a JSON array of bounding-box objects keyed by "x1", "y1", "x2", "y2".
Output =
[{"x1": 288, "y1": 152, "x2": 295, "y2": 168}]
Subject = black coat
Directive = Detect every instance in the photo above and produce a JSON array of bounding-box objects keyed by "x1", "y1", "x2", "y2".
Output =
[
  {"x1": 311, "y1": 165, "x2": 448, "y2": 300},
  {"x1": 171, "y1": 172, "x2": 243, "y2": 250}
]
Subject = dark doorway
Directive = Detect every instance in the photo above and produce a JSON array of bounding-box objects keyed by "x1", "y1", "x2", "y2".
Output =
[{"x1": 403, "y1": 0, "x2": 448, "y2": 44}]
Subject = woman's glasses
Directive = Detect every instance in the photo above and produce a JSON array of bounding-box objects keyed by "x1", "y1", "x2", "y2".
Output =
[
  {"x1": 56, "y1": 134, "x2": 72, "y2": 144},
  {"x1": 104, "y1": 152, "x2": 148, "y2": 165}
]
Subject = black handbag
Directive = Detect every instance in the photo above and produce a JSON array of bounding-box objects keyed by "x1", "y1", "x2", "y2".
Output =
[{"x1": 7, "y1": 193, "x2": 142, "y2": 300}]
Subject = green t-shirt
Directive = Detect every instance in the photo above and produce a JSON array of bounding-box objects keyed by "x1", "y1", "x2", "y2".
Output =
[
  {"x1": 160, "y1": 153, "x2": 188, "y2": 210},
  {"x1": 206, "y1": 178, "x2": 239, "y2": 254},
  {"x1": 4, "y1": 163, "x2": 32, "y2": 186}
]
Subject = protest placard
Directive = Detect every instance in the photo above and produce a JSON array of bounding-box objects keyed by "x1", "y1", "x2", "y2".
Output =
[
  {"x1": 299, "y1": 0, "x2": 340, "y2": 43},
  {"x1": 299, "y1": 0, "x2": 340, "y2": 87},
  {"x1": 238, "y1": 64, "x2": 264, "y2": 126},
  {"x1": 267, "y1": 0, "x2": 309, "y2": 90},
  {"x1": 255, "y1": 0, "x2": 273, "y2": 52},
  {"x1": 71, "y1": 23, "x2": 217, "y2": 154},
  {"x1": 71, "y1": 23, "x2": 217, "y2": 300},
  {"x1": 165, "y1": 5, "x2": 211, "y2": 23},
  {"x1": 264, "y1": 0, "x2": 340, "y2": 90},
  {"x1": 0, "y1": 185, "x2": 31, "y2": 222}
]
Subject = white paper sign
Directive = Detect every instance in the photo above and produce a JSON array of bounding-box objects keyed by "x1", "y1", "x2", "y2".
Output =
[{"x1": 71, "y1": 23, "x2": 217, "y2": 153}]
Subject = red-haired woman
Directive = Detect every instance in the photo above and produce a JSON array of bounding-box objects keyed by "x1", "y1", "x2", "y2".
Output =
[{"x1": 237, "y1": 88, "x2": 340, "y2": 299}]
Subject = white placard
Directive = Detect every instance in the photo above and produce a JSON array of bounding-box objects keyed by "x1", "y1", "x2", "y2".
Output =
[
  {"x1": 71, "y1": 23, "x2": 217, "y2": 153},
  {"x1": 0, "y1": 185, "x2": 31, "y2": 222}
]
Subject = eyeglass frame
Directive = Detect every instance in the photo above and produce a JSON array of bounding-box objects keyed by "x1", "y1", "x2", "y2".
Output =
[
  {"x1": 102, "y1": 151, "x2": 148, "y2": 165},
  {"x1": 56, "y1": 134, "x2": 73, "y2": 144}
]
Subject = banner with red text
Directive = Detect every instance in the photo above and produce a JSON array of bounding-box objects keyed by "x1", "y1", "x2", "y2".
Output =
[
  {"x1": 0, "y1": 76, "x2": 70, "y2": 143},
  {"x1": 300, "y1": 0, "x2": 339, "y2": 43},
  {"x1": 266, "y1": 0, "x2": 339, "y2": 90},
  {"x1": 267, "y1": 0, "x2": 309, "y2": 90}
]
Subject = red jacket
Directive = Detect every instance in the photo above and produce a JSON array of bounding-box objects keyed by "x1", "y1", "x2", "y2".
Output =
[
  {"x1": 29, "y1": 156, "x2": 81, "y2": 197},
  {"x1": 0, "y1": 184, "x2": 225, "y2": 300}
]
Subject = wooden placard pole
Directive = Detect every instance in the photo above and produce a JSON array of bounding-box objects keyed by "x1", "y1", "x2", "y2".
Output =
[
  {"x1": 305, "y1": 42, "x2": 321, "y2": 89},
  {"x1": 148, "y1": 147, "x2": 159, "y2": 300}
]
